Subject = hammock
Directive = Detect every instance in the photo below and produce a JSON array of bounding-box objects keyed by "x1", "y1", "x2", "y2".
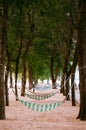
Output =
[
  {"x1": 25, "y1": 92, "x2": 54, "y2": 100},
  {"x1": 11, "y1": 87, "x2": 66, "y2": 112},
  {"x1": 25, "y1": 90, "x2": 59, "y2": 100},
  {"x1": 18, "y1": 98, "x2": 65, "y2": 112}
]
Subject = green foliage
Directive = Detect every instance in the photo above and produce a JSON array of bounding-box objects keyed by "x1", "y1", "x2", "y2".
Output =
[{"x1": 1, "y1": 0, "x2": 78, "y2": 81}]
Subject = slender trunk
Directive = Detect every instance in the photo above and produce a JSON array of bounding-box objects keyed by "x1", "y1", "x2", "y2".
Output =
[
  {"x1": 50, "y1": 56, "x2": 56, "y2": 89},
  {"x1": 0, "y1": 46, "x2": 5, "y2": 119},
  {"x1": 21, "y1": 37, "x2": 30, "y2": 96},
  {"x1": 61, "y1": 0, "x2": 74, "y2": 96},
  {"x1": 60, "y1": 32, "x2": 71, "y2": 95},
  {"x1": 15, "y1": 66, "x2": 18, "y2": 100},
  {"x1": 66, "y1": 72, "x2": 70, "y2": 100},
  {"x1": 14, "y1": 6, "x2": 23, "y2": 100},
  {"x1": 71, "y1": 74, "x2": 76, "y2": 106},
  {"x1": 60, "y1": 73, "x2": 66, "y2": 95},
  {"x1": 5, "y1": 58, "x2": 10, "y2": 106},
  {"x1": 70, "y1": 43, "x2": 78, "y2": 106},
  {"x1": 60, "y1": 57, "x2": 68, "y2": 95},
  {"x1": 21, "y1": 59, "x2": 26, "y2": 96},
  {"x1": 28, "y1": 65, "x2": 34, "y2": 91},
  {"x1": 15, "y1": 33, "x2": 22, "y2": 100},
  {"x1": 10, "y1": 70, "x2": 13, "y2": 88}
]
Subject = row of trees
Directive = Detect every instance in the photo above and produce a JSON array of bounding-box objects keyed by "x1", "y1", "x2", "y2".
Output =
[{"x1": 0, "y1": 0, "x2": 86, "y2": 120}]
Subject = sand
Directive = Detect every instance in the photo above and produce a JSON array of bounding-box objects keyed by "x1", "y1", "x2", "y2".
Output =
[{"x1": 0, "y1": 88, "x2": 86, "y2": 130}]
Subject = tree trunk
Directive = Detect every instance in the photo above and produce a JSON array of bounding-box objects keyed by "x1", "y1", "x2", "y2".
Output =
[
  {"x1": 70, "y1": 43, "x2": 78, "y2": 106},
  {"x1": 15, "y1": 34, "x2": 22, "y2": 100},
  {"x1": 60, "y1": 0, "x2": 74, "y2": 96},
  {"x1": 21, "y1": 36, "x2": 30, "y2": 96},
  {"x1": 0, "y1": 0, "x2": 8, "y2": 119},
  {"x1": 60, "y1": 73, "x2": 65, "y2": 94},
  {"x1": 66, "y1": 72, "x2": 70, "y2": 100},
  {"x1": 5, "y1": 58, "x2": 10, "y2": 106},
  {"x1": 50, "y1": 56, "x2": 57, "y2": 89},
  {"x1": 10, "y1": 70, "x2": 13, "y2": 88},
  {"x1": 0, "y1": 45, "x2": 5, "y2": 119},
  {"x1": 21, "y1": 59, "x2": 26, "y2": 96},
  {"x1": 28, "y1": 65, "x2": 34, "y2": 91},
  {"x1": 15, "y1": 67, "x2": 18, "y2": 100},
  {"x1": 60, "y1": 57, "x2": 68, "y2": 95},
  {"x1": 77, "y1": 0, "x2": 86, "y2": 120},
  {"x1": 71, "y1": 73, "x2": 76, "y2": 106}
]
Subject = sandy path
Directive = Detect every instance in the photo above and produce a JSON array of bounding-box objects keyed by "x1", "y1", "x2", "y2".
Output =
[{"x1": 0, "y1": 88, "x2": 86, "y2": 130}]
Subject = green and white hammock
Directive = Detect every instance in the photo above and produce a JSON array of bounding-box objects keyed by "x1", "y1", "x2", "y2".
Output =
[
  {"x1": 25, "y1": 90, "x2": 59, "y2": 100},
  {"x1": 18, "y1": 98, "x2": 65, "y2": 112}
]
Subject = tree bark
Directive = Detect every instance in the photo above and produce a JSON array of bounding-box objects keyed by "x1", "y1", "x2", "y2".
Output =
[
  {"x1": 70, "y1": 43, "x2": 78, "y2": 106},
  {"x1": 77, "y1": 0, "x2": 86, "y2": 120},
  {"x1": 5, "y1": 58, "x2": 10, "y2": 106},
  {"x1": 10, "y1": 70, "x2": 13, "y2": 88},
  {"x1": 21, "y1": 58, "x2": 26, "y2": 96},
  {"x1": 0, "y1": 46, "x2": 5, "y2": 119},
  {"x1": 15, "y1": 36, "x2": 22, "y2": 100},
  {"x1": 50, "y1": 55, "x2": 58, "y2": 89},
  {"x1": 66, "y1": 71, "x2": 70, "y2": 101},
  {"x1": 21, "y1": 38, "x2": 30, "y2": 96},
  {"x1": 0, "y1": 0, "x2": 8, "y2": 119},
  {"x1": 71, "y1": 73, "x2": 76, "y2": 106},
  {"x1": 60, "y1": 56, "x2": 68, "y2": 95},
  {"x1": 28, "y1": 65, "x2": 34, "y2": 91}
]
